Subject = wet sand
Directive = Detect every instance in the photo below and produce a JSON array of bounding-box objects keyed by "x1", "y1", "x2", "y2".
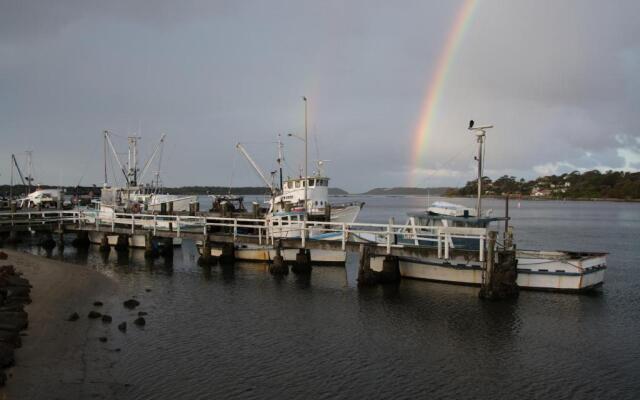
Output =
[{"x1": 0, "y1": 249, "x2": 127, "y2": 399}]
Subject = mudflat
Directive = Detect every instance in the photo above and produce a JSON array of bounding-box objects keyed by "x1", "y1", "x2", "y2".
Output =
[{"x1": 0, "y1": 249, "x2": 127, "y2": 399}]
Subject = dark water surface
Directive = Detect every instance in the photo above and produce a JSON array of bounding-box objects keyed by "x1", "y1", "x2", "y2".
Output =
[{"x1": 21, "y1": 196, "x2": 640, "y2": 399}]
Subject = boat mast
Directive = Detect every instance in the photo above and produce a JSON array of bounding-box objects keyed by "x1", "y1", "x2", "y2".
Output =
[
  {"x1": 468, "y1": 120, "x2": 493, "y2": 217},
  {"x1": 277, "y1": 135, "x2": 284, "y2": 191},
  {"x1": 25, "y1": 150, "x2": 32, "y2": 195},
  {"x1": 303, "y1": 96, "x2": 308, "y2": 214},
  {"x1": 127, "y1": 136, "x2": 139, "y2": 187}
]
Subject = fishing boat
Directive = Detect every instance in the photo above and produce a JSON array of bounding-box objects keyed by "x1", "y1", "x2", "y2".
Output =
[
  {"x1": 200, "y1": 114, "x2": 363, "y2": 263},
  {"x1": 82, "y1": 131, "x2": 196, "y2": 248},
  {"x1": 377, "y1": 121, "x2": 606, "y2": 292},
  {"x1": 387, "y1": 201, "x2": 607, "y2": 292}
]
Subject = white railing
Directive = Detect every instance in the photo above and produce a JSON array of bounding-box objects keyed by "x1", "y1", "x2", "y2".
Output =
[{"x1": 0, "y1": 210, "x2": 490, "y2": 260}]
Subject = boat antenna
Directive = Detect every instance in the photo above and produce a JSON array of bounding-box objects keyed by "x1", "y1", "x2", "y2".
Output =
[{"x1": 467, "y1": 120, "x2": 493, "y2": 217}]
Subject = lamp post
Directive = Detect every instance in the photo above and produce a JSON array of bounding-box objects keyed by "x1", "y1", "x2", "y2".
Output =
[{"x1": 468, "y1": 120, "x2": 493, "y2": 217}]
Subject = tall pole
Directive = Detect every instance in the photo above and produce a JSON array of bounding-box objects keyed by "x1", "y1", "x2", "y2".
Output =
[
  {"x1": 103, "y1": 131, "x2": 108, "y2": 185},
  {"x1": 303, "y1": 96, "x2": 308, "y2": 215},
  {"x1": 476, "y1": 134, "x2": 483, "y2": 216},
  {"x1": 9, "y1": 156, "x2": 13, "y2": 202},
  {"x1": 26, "y1": 150, "x2": 32, "y2": 195}
]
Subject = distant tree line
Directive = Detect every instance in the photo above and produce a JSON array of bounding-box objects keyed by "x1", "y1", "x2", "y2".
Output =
[{"x1": 447, "y1": 170, "x2": 640, "y2": 200}]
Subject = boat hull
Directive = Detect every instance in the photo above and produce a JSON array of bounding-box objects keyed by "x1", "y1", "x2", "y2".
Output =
[{"x1": 371, "y1": 251, "x2": 606, "y2": 292}]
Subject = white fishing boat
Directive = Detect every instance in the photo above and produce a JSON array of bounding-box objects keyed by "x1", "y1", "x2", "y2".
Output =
[
  {"x1": 80, "y1": 131, "x2": 195, "y2": 248},
  {"x1": 387, "y1": 121, "x2": 606, "y2": 292}
]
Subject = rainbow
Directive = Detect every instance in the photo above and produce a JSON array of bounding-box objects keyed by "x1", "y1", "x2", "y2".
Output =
[{"x1": 409, "y1": 0, "x2": 478, "y2": 186}]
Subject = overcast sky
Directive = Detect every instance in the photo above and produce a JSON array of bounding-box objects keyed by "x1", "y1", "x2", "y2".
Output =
[{"x1": 1, "y1": 0, "x2": 638, "y2": 192}]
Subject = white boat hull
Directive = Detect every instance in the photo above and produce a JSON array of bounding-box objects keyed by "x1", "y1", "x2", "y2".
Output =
[{"x1": 371, "y1": 250, "x2": 606, "y2": 292}]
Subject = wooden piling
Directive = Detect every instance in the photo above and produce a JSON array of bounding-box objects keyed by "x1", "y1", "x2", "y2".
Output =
[
  {"x1": 292, "y1": 248, "x2": 312, "y2": 274},
  {"x1": 379, "y1": 255, "x2": 401, "y2": 284},
  {"x1": 198, "y1": 237, "x2": 216, "y2": 266},
  {"x1": 99, "y1": 234, "x2": 110, "y2": 253},
  {"x1": 40, "y1": 232, "x2": 56, "y2": 250},
  {"x1": 269, "y1": 245, "x2": 288, "y2": 275},
  {"x1": 114, "y1": 234, "x2": 129, "y2": 252},
  {"x1": 72, "y1": 231, "x2": 90, "y2": 248},
  {"x1": 144, "y1": 231, "x2": 158, "y2": 259},
  {"x1": 357, "y1": 245, "x2": 378, "y2": 286},
  {"x1": 219, "y1": 243, "x2": 235, "y2": 265},
  {"x1": 479, "y1": 231, "x2": 519, "y2": 300}
]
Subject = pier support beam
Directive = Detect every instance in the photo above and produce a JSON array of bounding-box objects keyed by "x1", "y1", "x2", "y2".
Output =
[
  {"x1": 72, "y1": 231, "x2": 90, "y2": 249},
  {"x1": 160, "y1": 238, "x2": 173, "y2": 258},
  {"x1": 99, "y1": 234, "x2": 110, "y2": 253},
  {"x1": 57, "y1": 231, "x2": 65, "y2": 251},
  {"x1": 219, "y1": 243, "x2": 235, "y2": 265},
  {"x1": 379, "y1": 255, "x2": 401, "y2": 284},
  {"x1": 269, "y1": 246, "x2": 288, "y2": 275},
  {"x1": 7, "y1": 230, "x2": 21, "y2": 245},
  {"x1": 479, "y1": 232, "x2": 519, "y2": 300},
  {"x1": 292, "y1": 249, "x2": 311, "y2": 274},
  {"x1": 357, "y1": 245, "x2": 378, "y2": 286},
  {"x1": 198, "y1": 237, "x2": 216, "y2": 266},
  {"x1": 144, "y1": 231, "x2": 158, "y2": 259},
  {"x1": 40, "y1": 232, "x2": 56, "y2": 251},
  {"x1": 114, "y1": 234, "x2": 129, "y2": 252}
]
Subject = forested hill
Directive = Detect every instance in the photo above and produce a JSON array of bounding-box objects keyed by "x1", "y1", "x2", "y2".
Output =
[{"x1": 446, "y1": 170, "x2": 640, "y2": 200}]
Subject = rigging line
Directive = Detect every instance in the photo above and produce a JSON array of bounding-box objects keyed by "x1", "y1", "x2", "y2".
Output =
[{"x1": 421, "y1": 141, "x2": 475, "y2": 186}]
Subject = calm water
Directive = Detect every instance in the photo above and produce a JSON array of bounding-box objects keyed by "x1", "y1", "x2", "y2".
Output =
[{"x1": 19, "y1": 196, "x2": 640, "y2": 399}]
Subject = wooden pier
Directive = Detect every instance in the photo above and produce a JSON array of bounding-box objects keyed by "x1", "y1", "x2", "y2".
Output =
[{"x1": 0, "y1": 210, "x2": 518, "y2": 299}]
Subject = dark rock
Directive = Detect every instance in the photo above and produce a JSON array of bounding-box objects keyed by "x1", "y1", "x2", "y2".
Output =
[
  {"x1": 93, "y1": 301, "x2": 103, "y2": 307},
  {"x1": 137, "y1": 311, "x2": 148, "y2": 316},
  {"x1": 0, "y1": 343, "x2": 14, "y2": 368},
  {"x1": 0, "y1": 370, "x2": 6, "y2": 387},
  {"x1": 2, "y1": 297, "x2": 31, "y2": 306},
  {"x1": 0, "y1": 330, "x2": 21, "y2": 348},
  {"x1": 67, "y1": 312, "x2": 80, "y2": 321},
  {"x1": 101, "y1": 314, "x2": 112, "y2": 323},
  {"x1": 5, "y1": 286, "x2": 30, "y2": 298},
  {"x1": 0, "y1": 265, "x2": 15, "y2": 274},
  {"x1": 0, "y1": 252, "x2": 7, "y2": 260},
  {"x1": 123, "y1": 299, "x2": 140, "y2": 309},
  {"x1": 98, "y1": 337, "x2": 107, "y2": 343},
  {"x1": 133, "y1": 317, "x2": 146, "y2": 326},
  {"x1": 0, "y1": 304, "x2": 24, "y2": 313},
  {"x1": 87, "y1": 311, "x2": 102, "y2": 319},
  {"x1": 145, "y1": 288, "x2": 151, "y2": 292},
  {"x1": 0, "y1": 312, "x2": 28, "y2": 330},
  {"x1": 117, "y1": 322, "x2": 127, "y2": 332},
  {"x1": 4, "y1": 276, "x2": 31, "y2": 288}
]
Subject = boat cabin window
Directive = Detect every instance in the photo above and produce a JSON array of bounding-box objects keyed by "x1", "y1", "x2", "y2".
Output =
[
  {"x1": 309, "y1": 179, "x2": 315, "y2": 187},
  {"x1": 295, "y1": 181, "x2": 300, "y2": 189}
]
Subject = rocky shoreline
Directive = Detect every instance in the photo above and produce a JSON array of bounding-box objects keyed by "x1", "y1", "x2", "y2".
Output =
[{"x1": 0, "y1": 251, "x2": 31, "y2": 387}]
